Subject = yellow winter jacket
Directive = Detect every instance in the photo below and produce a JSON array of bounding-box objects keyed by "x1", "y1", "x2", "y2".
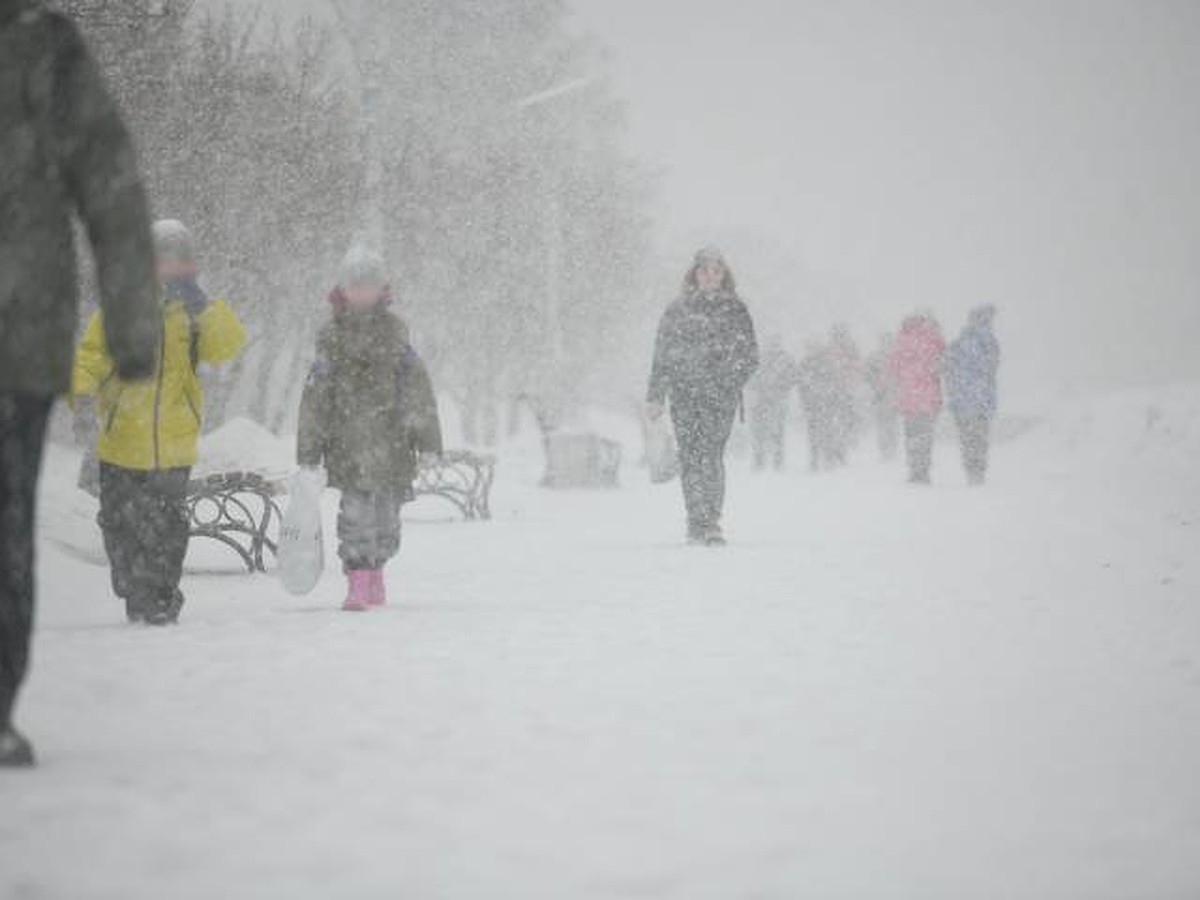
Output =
[{"x1": 73, "y1": 298, "x2": 247, "y2": 470}]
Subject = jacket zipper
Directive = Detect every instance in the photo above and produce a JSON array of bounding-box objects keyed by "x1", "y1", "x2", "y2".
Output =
[
  {"x1": 152, "y1": 321, "x2": 166, "y2": 468},
  {"x1": 185, "y1": 390, "x2": 200, "y2": 426},
  {"x1": 104, "y1": 389, "x2": 122, "y2": 434}
]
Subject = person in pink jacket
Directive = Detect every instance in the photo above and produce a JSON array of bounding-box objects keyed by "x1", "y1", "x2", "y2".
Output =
[{"x1": 888, "y1": 312, "x2": 946, "y2": 484}]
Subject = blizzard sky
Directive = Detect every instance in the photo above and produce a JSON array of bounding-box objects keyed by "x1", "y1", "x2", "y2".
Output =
[
  {"x1": 205, "y1": 0, "x2": 1199, "y2": 408},
  {"x1": 567, "y1": 0, "x2": 1200, "y2": 407}
]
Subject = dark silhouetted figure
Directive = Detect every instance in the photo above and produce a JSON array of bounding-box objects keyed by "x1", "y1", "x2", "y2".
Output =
[
  {"x1": 889, "y1": 313, "x2": 945, "y2": 485},
  {"x1": 864, "y1": 334, "x2": 899, "y2": 462},
  {"x1": 748, "y1": 336, "x2": 797, "y2": 471},
  {"x1": 647, "y1": 247, "x2": 759, "y2": 545},
  {"x1": 946, "y1": 306, "x2": 1001, "y2": 485},
  {"x1": 796, "y1": 341, "x2": 839, "y2": 472},
  {"x1": 1, "y1": 0, "x2": 160, "y2": 766},
  {"x1": 826, "y1": 324, "x2": 861, "y2": 463}
]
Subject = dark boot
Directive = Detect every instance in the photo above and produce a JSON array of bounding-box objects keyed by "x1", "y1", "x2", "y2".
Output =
[
  {"x1": 0, "y1": 725, "x2": 35, "y2": 768},
  {"x1": 125, "y1": 596, "x2": 147, "y2": 624},
  {"x1": 144, "y1": 589, "x2": 184, "y2": 627}
]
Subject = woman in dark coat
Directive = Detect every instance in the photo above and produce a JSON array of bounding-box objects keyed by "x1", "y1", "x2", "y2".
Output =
[{"x1": 646, "y1": 247, "x2": 759, "y2": 545}]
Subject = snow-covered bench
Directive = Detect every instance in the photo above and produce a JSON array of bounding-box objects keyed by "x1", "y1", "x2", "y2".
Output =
[
  {"x1": 409, "y1": 450, "x2": 496, "y2": 521},
  {"x1": 541, "y1": 432, "x2": 621, "y2": 489}
]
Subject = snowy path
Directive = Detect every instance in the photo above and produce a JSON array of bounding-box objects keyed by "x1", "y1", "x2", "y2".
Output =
[{"x1": 3, "y1": 446, "x2": 1199, "y2": 899}]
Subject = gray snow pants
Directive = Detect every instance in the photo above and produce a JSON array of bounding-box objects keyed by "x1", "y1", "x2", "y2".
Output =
[
  {"x1": 0, "y1": 393, "x2": 52, "y2": 728},
  {"x1": 337, "y1": 489, "x2": 404, "y2": 571},
  {"x1": 955, "y1": 412, "x2": 993, "y2": 484},
  {"x1": 904, "y1": 414, "x2": 937, "y2": 483}
]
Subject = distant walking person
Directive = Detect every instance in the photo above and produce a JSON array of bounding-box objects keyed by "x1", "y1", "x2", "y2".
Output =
[
  {"x1": 889, "y1": 312, "x2": 946, "y2": 485},
  {"x1": 1, "y1": 1, "x2": 160, "y2": 766},
  {"x1": 946, "y1": 306, "x2": 1000, "y2": 485},
  {"x1": 796, "y1": 339, "x2": 839, "y2": 472},
  {"x1": 826, "y1": 324, "x2": 862, "y2": 464},
  {"x1": 864, "y1": 334, "x2": 899, "y2": 462},
  {"x1": 748, "y1": 335, "x2": 797, "y2": 471},
  {"x1": 647, "y1": 247, "x2": 759, "y2": 545}
]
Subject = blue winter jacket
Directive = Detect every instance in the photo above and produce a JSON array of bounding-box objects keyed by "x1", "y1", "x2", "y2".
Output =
[{"x1": 946, "y1": 324, "x2": 1000, "y2": 418}]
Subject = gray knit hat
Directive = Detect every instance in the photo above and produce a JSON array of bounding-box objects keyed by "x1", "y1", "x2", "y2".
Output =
[
  {"x1": 337, "y1": 245, "x2": 387, "y2": 288},
  {"x1": 694, "y1": 245, "x2": 726, "y2": 267},
  {"x1": 152, "y1": 219, "x2": 195, "y2": 264}
]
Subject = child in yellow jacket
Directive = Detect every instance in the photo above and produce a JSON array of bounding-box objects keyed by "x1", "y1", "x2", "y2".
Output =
[{"x1": 73, "y1": 220, "x2": 246, "y2": 624}]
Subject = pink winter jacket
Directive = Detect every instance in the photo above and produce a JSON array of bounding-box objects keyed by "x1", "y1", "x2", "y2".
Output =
[{"x1": 888, "y1": 316, "x2": 946, "y2": 417}]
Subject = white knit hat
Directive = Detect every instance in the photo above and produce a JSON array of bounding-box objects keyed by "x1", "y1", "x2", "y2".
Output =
[
  {"x1": 337, "y1": 245, "x2": 387, "y2": 288},
  {"x1": 152, "y1": 219, "x2": 195, "y2": 264}
]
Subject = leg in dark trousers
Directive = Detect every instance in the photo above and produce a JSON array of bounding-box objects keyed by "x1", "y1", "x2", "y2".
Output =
[
  {"x1": 0, "y1": 393, "x2": 53, "y2": 748},
  {"x1": 876, "y1": 404, "x2": 899, "y2": 462},
  {"x1": 955, "y1": 413, "x2": 992, "y2": 485},
  {"x1": 670, "y1": 394, "x2": 738, "y2": 541},
  {"x1": 764, "y1": 406, "x2": 786, "y2": 471},
  {"x1": 770, "y1": 423, "x2": 786, "y2": 471},
  {"x1": 750, "y1": 404, "x2": 785, "y2": 472},
  {"x1": 904, "y1": 414, "x2": 936, "y2": 484},
  {"x1": 803, "y1": 408, "x2": 823, "y2": 472},
  {"x1": 749, "y1": 408, "x2": 769, "y2": 472},
  {"x1": 98, "y1": 464, "x2": 191, "y2": 624}
]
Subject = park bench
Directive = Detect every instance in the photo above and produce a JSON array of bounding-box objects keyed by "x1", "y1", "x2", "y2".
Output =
[
  {"x1": 186, "y1": 471, "x2": 283, "y2": 573},
  {"x1": 409, "y1": 449, "x2": 496, "y2": 521}
]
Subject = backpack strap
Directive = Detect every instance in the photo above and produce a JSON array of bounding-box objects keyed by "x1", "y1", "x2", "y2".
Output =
[{"x1": 189, "y1": 312, "x2": 200, "y2": 371}]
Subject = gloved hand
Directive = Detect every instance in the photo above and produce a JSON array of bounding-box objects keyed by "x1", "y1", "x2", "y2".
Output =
[{"x1": 163, "y1": 277, "x2": 209, "y2": 317}]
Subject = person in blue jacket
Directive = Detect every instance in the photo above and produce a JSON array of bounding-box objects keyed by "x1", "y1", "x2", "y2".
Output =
[{"x1": 945, "y1": 305, "x2": 1001, "y2": 485}]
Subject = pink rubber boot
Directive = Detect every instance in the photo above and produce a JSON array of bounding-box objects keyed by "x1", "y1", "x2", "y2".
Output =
[
  {"x1": 342, "y1": 570, "x2": 372, "y2": 612},
  {"x1": 367, "y1": 569, "x2": 387, "y2": 608}
]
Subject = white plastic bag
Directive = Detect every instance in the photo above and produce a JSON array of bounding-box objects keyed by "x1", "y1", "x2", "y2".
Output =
[
  {"x1": 277, "y1": 469, "x2": 325, "y2": 595},
  {"x1": 646, "y1": 417, "x2": 679, "y2": 484}
]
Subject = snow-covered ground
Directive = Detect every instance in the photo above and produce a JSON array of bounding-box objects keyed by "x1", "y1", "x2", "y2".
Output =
[{"x1": 3, "y1": 388, "x2": 1199, "y2": 899}]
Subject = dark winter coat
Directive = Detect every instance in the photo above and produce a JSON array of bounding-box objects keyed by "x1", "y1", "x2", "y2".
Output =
[
  {"x1": 647, "y1": 289, "x2": 759, "y2": 406},
  {"x1": 0, "y1": 0, "x2": 159, "y2": 393},
  {"x1": 946, "y1": 320, "x2": 1000, "y2": 419},
  {"x1": 297, "y1": 306, "x2": 442, "y2": 492}
]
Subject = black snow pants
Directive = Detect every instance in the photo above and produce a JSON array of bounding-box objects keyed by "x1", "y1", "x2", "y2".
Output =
[
  {"x1": 670, "y1": 392, "x2": 738, "y2": 537},
  {"x1": 0, "y1": 393, "x2": 53, "y2": 728},
  {"x1": 904, "y1": 414, "x2": 937, "y2": 484},
  {"x1": 98, "y1": 463, "x2": 191, "y2": 622},
  {"x1": 955, "y1": 412, "x2": 992, "y2": 484}
]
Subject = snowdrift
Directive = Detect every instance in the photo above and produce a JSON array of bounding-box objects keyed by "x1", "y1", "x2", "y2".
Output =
[{"x1": 1010, "y1": 383, "x2": 1200, "y2": 486}]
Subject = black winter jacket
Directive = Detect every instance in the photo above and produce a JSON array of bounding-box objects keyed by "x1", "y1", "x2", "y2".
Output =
[
  {"x1": 0, "y1": 0, "x2": 159, "y2": 392},
  {"x1": 647, "y1": 289, "x2": 759, "y2": 406}
]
